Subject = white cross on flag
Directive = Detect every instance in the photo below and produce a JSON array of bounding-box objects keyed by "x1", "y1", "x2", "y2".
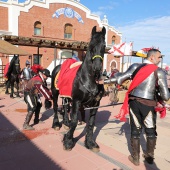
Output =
[{"x1": 108, "y1": 42, "x2": 133, "y2": 56}]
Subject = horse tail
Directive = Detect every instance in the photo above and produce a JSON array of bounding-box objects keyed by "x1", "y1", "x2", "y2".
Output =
[{"x1": 51, "y1": 65, "x2": 61, "y2": 90}]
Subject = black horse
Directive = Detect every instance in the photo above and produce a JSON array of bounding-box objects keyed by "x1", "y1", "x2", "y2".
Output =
[
  {"x1": 6, "y1": 55, "x2": 21, "y2": 98},
  {"x1": 51, "y1": 26, "x2": 106, "y2": 152}
]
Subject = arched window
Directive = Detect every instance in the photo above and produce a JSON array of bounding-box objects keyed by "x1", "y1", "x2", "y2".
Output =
[
  {"x1": 34, "y1": 21, "x2": 41, "y2": 35},
  {"x1": 110, "y1": 61, "x2": 117, "y2": 72},
  {"x1": 112, "y1": 35, "x2": 116, "y2": 45},
  {"x1": 64, "y1": 24, "x2": 72, "y2": 39}
]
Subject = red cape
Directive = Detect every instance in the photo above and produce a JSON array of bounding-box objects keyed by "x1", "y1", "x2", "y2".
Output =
[
  {"x1": 57, "y1": 59, "x2": 81, "y2": 98},
  {"x1": 115, "y1": 64, "x2": 158, "y2": 122}
]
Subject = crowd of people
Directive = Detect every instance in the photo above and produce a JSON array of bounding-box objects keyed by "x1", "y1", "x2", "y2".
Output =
[{"x1": 3, "y1": 49, "x2": 170, "y2": 166}]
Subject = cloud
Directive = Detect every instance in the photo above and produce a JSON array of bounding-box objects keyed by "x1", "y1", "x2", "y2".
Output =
[
  {"x1": 91, "y1": 11, "x2": 104, "y2": 17},
  {"x1": 91, "y1": 1, "x2": 118, "y2": 17},
  {"x1": 98, "y1": 1, "x2": 118, "y2": 10},
  {"x1": 118, "y1": 16, "x2": 170, "y2": 64},
  {"x1": 98, "y1": 6, "x2": 114, "y2": 10}
]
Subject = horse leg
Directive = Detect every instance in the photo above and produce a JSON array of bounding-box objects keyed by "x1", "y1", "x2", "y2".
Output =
[
  {"x1": 85, "y1": 107, "x2": 100, "y2": 152},
  {"x1": 52, "y1": 89, "x2": 61, "y2": 130},
  {"x1": 10, "y1": 81, "x2": 15, "y2": 98},
  {"x1": 78, "y1": 105, "x2": 85, "y2": 125},
  {"x1": 62, "y1": 98, "x2": 70, "y2": 130},
  {"x1": 15, "y1": 79, "x2": 21, "y2": 98},
  {"x1": 63, "y1": 101, "x2": 79, "y2": 151},
  {"x1": 5, "y1": 80, "x2": 10, "y2": 94}
]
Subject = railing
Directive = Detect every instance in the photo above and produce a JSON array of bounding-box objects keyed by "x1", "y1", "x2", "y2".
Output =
[{"x1": 0, "y1": 65, "x2": 6, "y2": 86}]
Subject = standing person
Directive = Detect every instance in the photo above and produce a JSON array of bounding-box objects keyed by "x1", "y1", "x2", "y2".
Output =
[
  {"x1": 103, "y1": 49, "x2": 170, "y2": 166},
  {"x1": 23, "y1": 69, "x2": 52, "y2": 130},
  {"x1": 20, "y1": 60, "x2": 32, "y2": 91}
]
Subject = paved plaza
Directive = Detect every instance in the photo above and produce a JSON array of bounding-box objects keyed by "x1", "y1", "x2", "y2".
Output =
[{"x1": 0, "y1": 87, "x2": 170, "y2": 170}]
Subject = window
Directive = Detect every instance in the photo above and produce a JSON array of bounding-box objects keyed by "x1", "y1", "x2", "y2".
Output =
[
  {"x1": 61, "y1": 51, "x2": 72, "y2": 59},
  {"x1": 34, "y1": 21, "x2": 41, "y2": 35},
  {"x1": 112, "y1": 35, "x2": 116, "y2": 45},
  {"x1": 64, "y1": 24, "x2": 72, "y2": 39},
  {"x1": 33, "y1": 54, "x2": 42, "y2": 64}
]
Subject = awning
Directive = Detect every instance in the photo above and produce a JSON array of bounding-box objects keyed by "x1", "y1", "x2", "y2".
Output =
[{"x1": 0, "y1": 40, "x2": 30, "y2": 55}]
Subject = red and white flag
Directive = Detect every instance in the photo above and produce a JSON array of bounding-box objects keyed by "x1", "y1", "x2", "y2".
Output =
[{"x1": 108, "y1": 42, "x2": 133, "y2": 56}]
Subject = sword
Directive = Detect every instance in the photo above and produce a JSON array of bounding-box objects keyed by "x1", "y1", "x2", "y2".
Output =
[{"x1": 84, "y1": 102, "x2": 123, "y2": 110}]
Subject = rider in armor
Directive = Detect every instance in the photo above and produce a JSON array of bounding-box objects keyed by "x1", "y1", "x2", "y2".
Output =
[
  {"x1": 104, "y1": 49, "x2": 170, "y2": 166},
  {"x1": 23, "y1": 69, "x2": 52, "y2": 130}
]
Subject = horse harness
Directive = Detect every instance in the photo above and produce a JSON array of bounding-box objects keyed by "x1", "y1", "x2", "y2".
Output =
[{"x1": 77, "y1": 55, "x2": 104, "y2": 106}]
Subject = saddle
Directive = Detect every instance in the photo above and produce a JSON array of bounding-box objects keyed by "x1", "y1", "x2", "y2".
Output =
[{"x1": 55, "y1": 59, "x2": 82, "y2": 98}]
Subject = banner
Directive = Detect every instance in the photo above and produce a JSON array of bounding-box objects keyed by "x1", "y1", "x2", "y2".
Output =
[{"x1": 108, "y1": 42, "x2": 133, "y2": 56}]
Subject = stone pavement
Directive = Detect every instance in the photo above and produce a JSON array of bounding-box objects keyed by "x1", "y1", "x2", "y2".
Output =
[{"x1": 0, "y1": 87, "x2": 170, "y2": 170}]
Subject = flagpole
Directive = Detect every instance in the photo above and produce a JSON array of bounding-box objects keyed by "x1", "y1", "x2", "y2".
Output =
[
  {"x1": 130, "y1": 42, "x2": 133, "y2": 66},
  {"x1": 127, "y1": 55, "x2": 130, "y2": 68},
  {"x1": 121, "y1": 56, "x2": 124, "y2": 72}
]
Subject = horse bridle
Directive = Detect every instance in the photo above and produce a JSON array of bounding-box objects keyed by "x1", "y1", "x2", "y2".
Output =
[
  {"x1": 15, "y1": 62, "x2": 20, "y2": 74},
  {"x1": 92, "y1": 55, "x2": 104, "y2": 79},
  {"x1": 92, "y1": 55, "x2": 103, "y2": 61}
]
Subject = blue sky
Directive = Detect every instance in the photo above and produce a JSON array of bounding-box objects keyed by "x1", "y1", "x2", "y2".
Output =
[
  {"x1": 14, "y1": 0, "x2": 170, "y2": 64},
  {"x1": 80, "y1": 0, "x2": 170, "y2": 65}
]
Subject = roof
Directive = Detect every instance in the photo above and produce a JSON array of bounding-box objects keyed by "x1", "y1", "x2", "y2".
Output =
[
  {"x1": 0, "y1": 35, "x2": 111, "y2": 53},
  {"x1": 0, "y1": 40, "x2": 30, "y2": 55}
]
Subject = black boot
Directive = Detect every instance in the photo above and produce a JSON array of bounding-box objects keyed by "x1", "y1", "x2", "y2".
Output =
[
  {"x1": 34, "y1": 112, "x2": 40, "y2": 125},
  {"x1": 23, "y1": 112, "x2": 34, "y2": 130},
  {"x1": 128, "y1": 137, "x2": 140, "y2": 166},
  {"x1": 143, "y1": 137, "x2": 156, "y2": 164}
]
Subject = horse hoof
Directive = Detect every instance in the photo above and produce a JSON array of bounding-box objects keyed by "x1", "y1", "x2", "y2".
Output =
[
  {"x1": 10, "y1": 96, "x2": 14, "y2": 98},
  {"x1": 90, "y1": 148, "x2": 100, "y2": 153},
  {"x1": 63, "y1": 146, "x2": 72, "y2": 151},
  {"x1": 78, "y1": 121, "x2": 85, "y2": 125},
  {"x1": 63, "y1": 125, "x2": 69, "y2": 130},
  {"x1": 53, "y1": 127, "x2": 60, "y2": 131}
]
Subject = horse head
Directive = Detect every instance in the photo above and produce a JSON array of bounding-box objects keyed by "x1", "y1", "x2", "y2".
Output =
[{"x1": 89, "y1": 26, "x2": 106, "y2": 80}]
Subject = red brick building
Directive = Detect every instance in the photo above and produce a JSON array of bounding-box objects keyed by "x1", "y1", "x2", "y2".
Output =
[{"x1": 0, "y1": 0, "x2": 122, "y2": 76}]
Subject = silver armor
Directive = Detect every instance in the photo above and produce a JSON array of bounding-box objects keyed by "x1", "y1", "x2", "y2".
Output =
[
  {"x1": 22, "y1": 67, "x2": 32, "y2": 80},
  {"x1": 104, "y1": 63, "x2": 170, "y2": 101}
]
